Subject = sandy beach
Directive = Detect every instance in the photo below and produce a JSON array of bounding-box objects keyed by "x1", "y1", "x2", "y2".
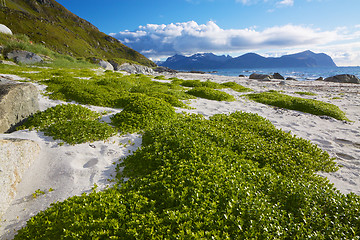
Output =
[{"x1": 1, "y1": 72, "x2": 359, "y2": 239}]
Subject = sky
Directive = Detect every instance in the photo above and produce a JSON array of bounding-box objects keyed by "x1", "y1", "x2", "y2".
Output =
[{"x1": 57, "y1": 0, "x2": 360, "y2": 66}]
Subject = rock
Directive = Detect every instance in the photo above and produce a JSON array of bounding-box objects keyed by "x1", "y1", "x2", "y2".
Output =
[
  {"x1": 108, "y1": 60, "x2": 121, "y2": 71},
  {"x1": 117, "y1": 63, "x2": 155, "y2": 75},
  {"x1": 316, "y1": 77, "x2": 324, "y2": 81},
  {"x1": 249, "y1": 73, "x2": 273, "y2": 80},
  {"x1": 0, "y1": 24, "x2": 12, "y2": 35},
  {"x1": 0, "y1": 60, "x2": 17, "y2": 66},
  {"x1": 279, "y1": 81, "x2": 286, "y2": 85},
  {"x1": 0, "y1": 81, "x2": 39, "y2": 133},
  {"x1": 272, "y1": 73, "x2": 284, "y2": 80},
  {"x1": 238, "y1": 75, "x2": 245, "y2": 78},
  {"x1": 286, "y1": 77, "x2": 297, "y2": 81},
  {"x1": 6, "y1": 50, "x2": 43, "y2": 64},
  {"x1": 98, "y1": 60, "x2": 114, "y2": 71},
  {"x1": 324, "y1": 74, "x2": 359, "y2": 84},
  {"x1": 0, "y1": 139, "x2": 40, "y2": 219},
  {"x1": 154, "y1": 66, "x2": 178, "y2": 74}
]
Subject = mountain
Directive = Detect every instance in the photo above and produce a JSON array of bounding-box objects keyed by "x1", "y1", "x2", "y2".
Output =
[
  {"x1": 160, "y1": 51, "x2": 337, "y2": 70},
  {"x1": 0, "y1": 0, "x2": 155, "y2": 67}
]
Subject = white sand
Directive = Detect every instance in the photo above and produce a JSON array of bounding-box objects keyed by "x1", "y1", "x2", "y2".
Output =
[{"x1": 1, "y1": 72, "x2": 359, "y2": 239}]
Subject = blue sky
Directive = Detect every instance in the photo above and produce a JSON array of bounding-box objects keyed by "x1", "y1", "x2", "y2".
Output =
[{"x1": 57, "y1": 0, "x2": 360, "y2": 66}]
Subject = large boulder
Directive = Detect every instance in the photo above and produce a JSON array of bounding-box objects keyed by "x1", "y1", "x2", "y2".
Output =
[
  {"x1": 154, "y1": 66, "x2": 178, "y2": 74},
  {"x1": 6, "y1": 50, "x2": 43, "y2": 64},
  {"x1": 249, "y1": 73, "x2": 273, "y2": 80},
  {"x1": 0, "y1": 139, "x2": 40, "y2": 219},
  {"x1": 0, "y1": 81, "x2": 39, "y2": 133},
  {"x1": 117, "y1": 63, "x2": 155, "y2": 75},
  {"x1": 324, "y1": 74, "x2": 359, "y2": 84},
  {"x1": 98, "y1": 60, "x2": 114, "y2": 71},
  {"x1": 272, "y1": 73, "x2": 285, "y2": 80},
  {"x1": 0, "y1": 24, "x2": 12, "y2": 35}
]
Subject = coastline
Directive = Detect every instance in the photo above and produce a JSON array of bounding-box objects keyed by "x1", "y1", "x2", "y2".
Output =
[{"x1": 1, "y1": 71, "x2": 359, "y2": 239}]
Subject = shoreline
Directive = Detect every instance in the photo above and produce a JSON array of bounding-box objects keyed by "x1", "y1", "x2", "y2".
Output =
[{"x1": 1, "y1": 71, "x2": 359, "y2": 239}]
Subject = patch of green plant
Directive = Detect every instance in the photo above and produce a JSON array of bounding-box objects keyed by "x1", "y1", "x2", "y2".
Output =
[
  {"x1": 221, "y1": 81, "x2": 253, "y2": 92},
  {"x1": 14, "y1": 112, "x2": 360, "y2": 239},
  {"x1": 332, "y1": 97, "x2": 342, "y2": 100},
  {"x1": 246, "y1": 91, "x2": 349, "y2": 121},
  {"x1": 110, "y1": 95, "x2": 178, "y2": 134},
  {"x1": 32, "y1": 189, "x2": 45, "y2": 199},
  {"x1": 154, "y1": 75, "x2": 166, "y2": 80},
  {"x1": 187, "y1": 87, "x2": 236, "y2": 101},
  {"x1": 294, "y1": 91, "x2": 318, "y2": 96},
  {"x1": 18, "y1": 104, "x2": 116, "y2": 145}
]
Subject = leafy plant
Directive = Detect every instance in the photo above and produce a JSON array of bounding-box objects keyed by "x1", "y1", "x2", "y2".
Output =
[
  {"x1": 18, "y1": 104, "x2": 116, "y2": 145},
  {"x1": 221, "y1": 81, "x2": 253, "y2": 92},
  {"x1": 187, "y1": 87, "x2": 236, "y2": 101},
  {"x1": 245, "y1": 91, "x2": 349, "y2": 121}
]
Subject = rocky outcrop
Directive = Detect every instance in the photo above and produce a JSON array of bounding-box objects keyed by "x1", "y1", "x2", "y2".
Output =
[
  {"x1": 0, "y1": 24, "x2": 12, "y2": 35},
  {"x1": 6, "y1": 50, "x2": 43, "y2": 64},
  {"x1": 272, "y1": 73, "x2": 284, "y2": 80},
  {"x1": 0, "y1": 81, "x2": 39, "y2": 133},
  {"x1": 249, "y1": 73, "x2": 273, "y2": 80},
  {"x1": 98, "y1": 60, "x2": 114, "y2": 71},
  {"x1": 117, "y1": 63, "x2": 155, "y2": 75},
  {"x1": 154, "y1": 66, "x2": 178, "y2": 74},
  {"x1": 0, "y1": 138, "x2": 40, "y2": 219},
  {"x1": 324, "y1": 74, "x2": 359, "y2": 84}
]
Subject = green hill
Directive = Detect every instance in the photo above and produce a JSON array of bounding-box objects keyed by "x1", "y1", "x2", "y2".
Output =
[{"x1": 0, "y1": 0, "x2": 155, "y2": 67}]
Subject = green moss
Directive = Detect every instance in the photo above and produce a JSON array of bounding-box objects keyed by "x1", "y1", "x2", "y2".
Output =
[
  {"x1": 246, "y1": 91, "x2": 349, "y2": 121},
  {"x1": 187, "y1": 87, "x2": 236, "y2": 101}
]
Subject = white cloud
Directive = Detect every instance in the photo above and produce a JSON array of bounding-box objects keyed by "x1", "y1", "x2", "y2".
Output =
[
  {"x1": 276, "y1": 0, "x2": 294, "y2": 6},
  {"x1": 110, "y1": 21, "x2": 339, "y2": 59}
]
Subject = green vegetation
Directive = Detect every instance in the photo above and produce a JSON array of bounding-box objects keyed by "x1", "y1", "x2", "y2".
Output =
[
  {"x1": 14, "y1": 112, "x2": 360, "y2": 239},
  {"x1": 110, "y1": 95, "x2": 178, "y2": 134},
  {"x1": 187, "y1": 87, "x2": 236, "y2": 101},
  {"x1": 18, "y1": 104, "x2": 116, "y2": 145},
  {"x1": 220, "y1": 81, "x2": 253, "y2": 92},
  {"x1": 246, "y1": 91, "x2": 349, "y2": 121},
  {"x1": 294, "y1": 91, "x2": 318, "y2": 96}
]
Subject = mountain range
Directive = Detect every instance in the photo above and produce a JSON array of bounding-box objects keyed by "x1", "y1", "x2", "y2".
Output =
[
  {"x1": 0, "y1": 0, "x2": 155, "y2": 67},
  {"x1": 160, "y1": 51, "x2": 337, "y2": 70}
]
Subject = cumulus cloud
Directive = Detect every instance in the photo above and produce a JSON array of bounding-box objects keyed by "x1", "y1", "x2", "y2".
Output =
[{"x1": 110, "y1": 21, "x2": 338, "y2": 59}]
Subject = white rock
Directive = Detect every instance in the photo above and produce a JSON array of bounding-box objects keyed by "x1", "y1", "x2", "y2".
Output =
[{"x1": 0, "y1": 24, "x2": 12, "y2": 35}]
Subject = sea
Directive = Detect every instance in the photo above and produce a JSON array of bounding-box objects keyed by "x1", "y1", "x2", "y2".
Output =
[{"x1": 197, "y1": 66, "x2": 360, "y2": 81}]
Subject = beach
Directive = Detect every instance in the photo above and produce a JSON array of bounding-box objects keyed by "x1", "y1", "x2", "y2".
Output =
[{"x1": 1, "y1": 72, "x2": 360, "y2": 239}]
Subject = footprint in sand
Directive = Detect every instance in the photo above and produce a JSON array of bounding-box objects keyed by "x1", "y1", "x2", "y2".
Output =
[
  {"x1": 335, "y1": 138, "x2": 360, "y2": 148},
  {"x1": 83, "y1": 158, "x2": 99, "y2": 168},
  {"x1": 336, "y1": 152, "x2": 356, "y2": 161}
]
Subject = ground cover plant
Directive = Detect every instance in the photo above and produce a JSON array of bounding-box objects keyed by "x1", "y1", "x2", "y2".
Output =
[
  {"x1": 14, "y1": 111, "x2": 360, "y2": 239},
  {"x1": 246, "y1": 90, "x2": 349, "y2": 121},
  {"x1": 18, "y1": 104, "x2": 116, "y2": 145},
  {"x1": 186, "y1": 87, "x2": 236, "y2": 101},
  {"x1": 294, "y1": 91, "x2": 318, "y2": 96}
]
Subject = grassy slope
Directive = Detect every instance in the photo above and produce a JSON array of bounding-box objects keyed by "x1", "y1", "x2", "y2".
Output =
[{"x1": 0, "y1": 0, "x2": 155, "y2": 67}]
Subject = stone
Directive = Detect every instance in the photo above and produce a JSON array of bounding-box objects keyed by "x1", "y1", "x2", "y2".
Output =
[
  {"x1": 0, "y1": 24, "x2": 12, "y2": 35},
  {"x1": 272, "y1": 73, "x2": 284, "y2": 80},
  {"x1": 98, "y1": 60, "x2": 114, "y2": 71},
  {"x1": 6, "y1": 50, "x2": 43, "y2": 64},
  {"x1": 0, "y1": 138, "x2": 40, "y2": 219},
  {"x1": 316, "y1": 77, "x2": 324, "y2": 81},
  {"x1": 249, "y1": 73, "x2": 273, "y2": 80},
  {"x1": 0, "y1": 60, "x2": 17, "y2": 66},
  {"x1": 117, "y1": 63, "x2": 155, "y2": 75},
  {"x1": 324, "y1": 74, "x2": 359, "y2": 84},
  {"x1": 154, "y1": 66, "x2": 178, "y2": 74},
  {"x1": 238, "y1": 75, "x2": 245, "y2": 78},
  {"x1": 108, "y1": 60, "x2": 121, "y2": 71},
  {"x1": 286, "y1": 77, "x2": 297, "y2": 81},
  {"x1": 279, "y1": 81, "x2": 286, "y2": 85},
  {"x1": 0, "y1": 81, "x2": 39, "y2": 133}
]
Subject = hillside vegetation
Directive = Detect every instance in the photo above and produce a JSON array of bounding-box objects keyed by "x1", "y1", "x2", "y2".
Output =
[{"x1": 0, "y1": 0, "x2": 155, "y2": 67}]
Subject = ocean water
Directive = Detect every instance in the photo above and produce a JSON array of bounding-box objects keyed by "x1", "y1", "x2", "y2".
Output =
[{"x1": 201, "y1": 67, "x2": 360, "y2": 81}]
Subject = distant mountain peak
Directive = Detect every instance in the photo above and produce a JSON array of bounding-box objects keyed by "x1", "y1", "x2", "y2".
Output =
[{"x1": 160, "y1": 51, "x2": 336, "y2": 70}]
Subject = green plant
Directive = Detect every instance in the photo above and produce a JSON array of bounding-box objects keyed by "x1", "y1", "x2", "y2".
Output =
[
  {"x1": 32, "y1": 189, "x2": 45, "y2": 199},
  {"x1": 18, "y1": 104, "x2": 116, "y2": 145},
  {"x1": 220, "y1": 82, "x2": 253, "y2": 92},
  {"x1": 245, "y1": 91, "x2": 349, "y2": 121},
  {"x1": 14, "y1": 111, "x2": 360, "y2": 239},
  {"x1": 186, "y1": 87, "x2": 236, "y2": 101},
  {"x1": 294, "y1": 91, "x2": 318, "y2": 96}
]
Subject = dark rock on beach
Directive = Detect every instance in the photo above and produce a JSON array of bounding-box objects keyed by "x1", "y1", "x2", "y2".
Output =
[
  {"x1": 272, "y1": 73, "x2": 285, "y2": 80},
  {"x1": 154, "y1": 66, "x2": 178, "y2": 74},
  {"x1": 249, "y1": 73, "x2": 273, "y2": 80},
  {"x1": 324, "y1": 74, "x2": 359, "y2": 84}
]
